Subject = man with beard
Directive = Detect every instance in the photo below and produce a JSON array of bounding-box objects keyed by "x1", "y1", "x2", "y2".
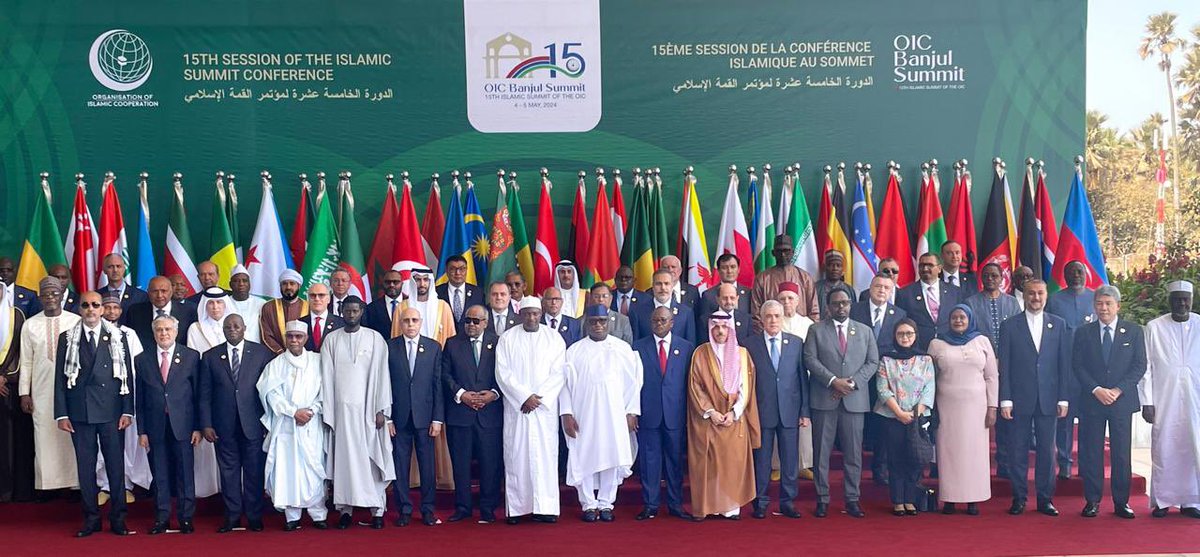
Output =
[
  {"x1": 259, "y1": 270, "x2": 310, "y2": 354},
  {"x1": 95, "y1": 293, "x2": 150, "y2": 505},
  {"x1": 554, "y1": 261, "x2": 586, "y2": 318},
  {"x1": 227, "y1": 265, "x2": 266, "y2": 342},
  {"x1": 752, "y1": 235, "x2": 819, "y2": 328},
  {"x1": 814, "y1": 251, "x2": 856, "y2": 320},
  {"x1": 697, "y1": 283, "x2": 751, "y2": 344},
  {"x1": 365, "y1": 270, "x2": 404, "y2": 338},
  {"x1": 657, "y1": 255, "x2": 701, "y2": 310},
  {"x1": 630, "y1": 269, "x2": 696, "y2": 343},
  {"x1": 1047, "y1": 260, "x2": 1095, "y2": 479},
  {"x1": 96, "y1": 254, "x2": 148, "y2": 314},
  {"x1": 896, "y1": 253, "x2": 964, "y2": 351},
  {"x1": 394, "y1": 268, "x2": 455, "y2": 346}
]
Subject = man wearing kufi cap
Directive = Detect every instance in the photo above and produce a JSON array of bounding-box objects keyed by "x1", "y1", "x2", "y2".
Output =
[
  {"x1": 1139, "y1": 279, "x2": 1200, "y2": 519},
  {"x1": 259, "y1": 269, "x2": 310, "y2": 354},
  {"x1": 227, "y1": 264, "x2": 266, "y2": 343},
  {"x1": 95, "y1": 291, "x2": 151, "y2": 506}
]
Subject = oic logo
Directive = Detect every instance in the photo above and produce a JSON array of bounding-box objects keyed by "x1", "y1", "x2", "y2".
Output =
[{"x1": 89, "y1": 29, "x2": 153, "y2": 92}]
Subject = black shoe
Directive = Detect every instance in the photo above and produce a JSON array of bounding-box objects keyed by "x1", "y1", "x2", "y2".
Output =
[
  {"x1": 779, "y1": 505, "x2": 801, "y2": 519},
  {"x1": 506, "y1": 516, "x2": 521, "y2": 525},
  {"x1": 248, "y1": 520, "x2": 264, "y2": 532},
  {"x1": 422, "y1": 512, "x2": 438, "y2": 526},
  {"x1": 394, "y1": 514, "x2": 410, "y2": 527},
  {"x1": 846, "y1": 502, "x2": 865, "y2": 518},
  {"x1": 447, "y1": 511, "x2": 471, "y2": 523},
  {"x1": 284, "y1": 521, "x2": 301, "y2": 532},
  {"x1": 180, "y1": 521, "x2": 194, "y2": 534},
  {"x1": 1037, "y1": 502, "x2": 1059, "y2": 517},
  {"x1": 370, "y1": 517, "x2": 384, "y2": 529},
  {"x1": 751, "y1": 507, "x2": 766, "y2": 519},
  {"x1": 531, "y1": 514, "x2": 557, "y2": 523},
  {"x1": 1008, "y1": 500, "x2": 1026, "y2": 515},
  {"x1": 479, "y1": 512, "x2": 496, "y2": 524},
  {"x1": 723, "y1": 513, "x2": 740, "y2": 520},
  {"x1": 1081, "y1": 502, "x2": 1099, "y2": 518},
  {"x1": 1151, "y1": 506, "x2": 1169, "y2": 518},
  {"x1": 942, "y1": 503, "x2": 957, "y2": 515},
  {"x1": 76, "y1": 523, "x2": 100, "y2": 538},
  {"x1": 110, "y1": 523, "x2": 130, "y2": 536},
  {"x1": 814, "y1": 503, "x2": 828, "y2": 518},
  {"x1": 1115, "y1": 505, "x2": 1136, "y2": 519},
  {"x1": 636, "y1": 508, "x2": 657, "y2": 521},
  {"x1": 148, "y1": 521, "x2": 169, "y2": 535},
  {"x1": 966, "y1": 503, "x2": 979, "y2": 516},
  {"x1": 337, "y1": 513, "x2": 352, "y2": 529},
  {"x1": 599, "y1": 509, "x2": 614, "y2": 522},
  {"x1": 893, "y1": 507, "x2": 907, "y2": 517},
  {"x1": 581, "y1": 509, "x2": 598, "y2": 522},
  {"x1": 1182, "y1": 507, "x2": 1200, "y2": 519},
  {"x1": 668, "y1": 508, "x2": 694, "y2": 521},
  {"x1": 218, "y1": 520, "x2": 240, "y2": 533},
  {"x1": 904, "y1": 506, "x2": 918, "y2": 516},
  {"x1": 312, "y1": 520, "x2": 328, "y2": 529}
]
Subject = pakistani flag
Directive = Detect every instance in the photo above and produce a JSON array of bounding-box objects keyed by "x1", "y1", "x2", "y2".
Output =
[
  {"x1": 753, "y1": 169, "x2": 776, "y2": 271},
  {"x1": 785, "y1": 173, "x2": 820, "y2": 277},
  {"x1": 300, "y1": 189, "x2": 341, "y2": 296},
  {"x1": 209, "y1": 176, "x2": 238, "y2": 288},
  {"x1": 16, "y1": 175, "x2": 67, "y2": 290}
]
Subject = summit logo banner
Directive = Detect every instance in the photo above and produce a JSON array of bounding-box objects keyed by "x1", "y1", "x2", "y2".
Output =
[
  {"x1": 464, "y1": 0, "x2": 601, "y2": 133},
  {"x1": 87, "y1": 29, "x2": 159, "y2": 108}
]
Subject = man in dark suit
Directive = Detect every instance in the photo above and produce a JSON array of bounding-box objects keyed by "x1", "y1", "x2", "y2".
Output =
[
  {"x1": 657, "y1": 255, "x2": 700, "y2": 310},
  {"x1": 631, "y1": 269, "x2": 696, "y2": 342},
  {"x1": 610, "y1": 265, "x2": 645, "y2": 316},
  {"x1": 696, "y1": 282, "x2": 751, "y2": 344},
  {"x1": 999, "y1": 279, "x2": 1072, "y2": 517},
  {"x1": 96, "y1": 254, "x2": 149, "y2": 314},
  {"x1": 541, "y1": 286, "x2": 581, "y2": 346},
  {"x1": 135, "y1": 312, "x2": 202, "y2": 534},
  {"x1": 485, "y1": 281, "x2": 519, "y2": 333},
  {"x1": 696, "y1": 254, "x2": 751, "y2": 324},
  {"x1": 442, "y1": 305, "x2": 503, "y2": 523},
  {"x1": 896, "y1": 252, "x2": 964, "y2": 351},
  {"x1": 1073, "y1": 285, "x2": 1146, "y2": 519},
  {"x1": 387, "y1": 307, "x2": 444, "y2": 527},
  {"x1": 127, "y1": 276, "x2": 197, "y2": 351},
  {"x1": 436, "y1": 256, "x2": 484, "y2": 328},
  {"x1": 299, "y1": 283, "x2": 344, "y2": 352},
  {"x1": 185, "y1": 261, "x2": 222, "y2": 306},
  {"x1": 803, "y1": 289, "x2": 879, "y2": 518},
  {"x1": 851, "y1": 274, "x2": 907, "y2": 484},
  {"x1": 1047, "y1": 260, "x2": 1096, "y2": 480},
  {"x1": 365, "y1": 270, "x2": 404, "y2": 338},
  {"x1": 632, "y1": 306, "x2": 693, "y2": 521},
  {"x1": 199, "y1": 314, "x2": 273, "y2": 532},
  {"x1": 940, "y1": 240, "x2": 978, "y2": 293},
  {"x1": 0, "y1": 256, "x2": 39, "y2": 316},
  {"x1": 53, "y1": 291, "x2": 134, "y2": 537},
  {"x1": 749, "y1": 300, "x2": 808, "y2": 519}
]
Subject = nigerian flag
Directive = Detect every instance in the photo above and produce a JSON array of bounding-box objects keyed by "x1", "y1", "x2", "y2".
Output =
[
  {"x1": 786, "y1": 174, "x2": 820, "y2": 277},
  {"x1": 300, "y1": 190, "x2": 340, "y2": 296},
  {"x1": 209, "y1": 179, "x2": 238, "y2": 288},
  {"x1": 16, "y1": 177, "x2": 67, "y2": 290},
  {"x1": 753, "y1": 171, "x2": 776, "y2": 271}
]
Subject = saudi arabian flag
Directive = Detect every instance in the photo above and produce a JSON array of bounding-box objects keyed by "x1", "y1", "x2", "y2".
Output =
[
  {"x1": 208, "y1": 179, "x2": 239, "y2": 288},
  {"x1": 16, "y1": 178, "x2": 67, "y2": 290},
  {"x1": 300, "y1": 190, "x2": 341, "y2": 296},
  {"x1": 786, "y1": 174, "x2": 820, "y2": 277}
]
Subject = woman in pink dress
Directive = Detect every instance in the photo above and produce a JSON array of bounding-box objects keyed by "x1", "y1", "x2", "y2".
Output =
[{"x1": 928, "y1": 304, "x2": 998, "y2": 515}]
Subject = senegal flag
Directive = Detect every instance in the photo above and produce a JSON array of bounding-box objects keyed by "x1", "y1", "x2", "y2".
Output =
[
  {"x1": 16, "y1": 176, "x2": 67, "y2": 290},
  {"x1": 208, "y1": 176, "x2": 238, "y2": 288}
]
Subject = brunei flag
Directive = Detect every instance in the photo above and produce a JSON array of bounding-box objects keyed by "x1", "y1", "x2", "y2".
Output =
[
  {"x1": 437, "y1": 176, "x2": 476, "y2": 286},
  {"x1": 677, "y1": 171, "x2": 713, "y2": 289},
  {"x1": 16, "y1": 174, "x2": 67, "y2": 290},
  {"x1": 979, "y1": 161, "x2": 1019, "y2": 292},
  {"x1": 621, "y1": 171, "x2": 654, "y2": 291},
  {"x1": 208, "y1": 173, "x2": 239, "y2": 288}
]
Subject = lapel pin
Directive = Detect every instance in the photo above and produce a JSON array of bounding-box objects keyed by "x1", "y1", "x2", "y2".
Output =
[
  {"x1": 916, "y1": 295, "x2": 923, "y2": 301},
  {"x1": 220, "y1": 354, "x2": 227, "y2": 360},
  {"x1": 888, "y1": 308, "x2": 894, "y2": 315},
  {"x1": 102, "y1": 335, "x2": 109, "y2": 342},
  {"x1": 1119, "y1": 328, "x2": 1126, "y2": 334},
  {"x1": 736, "y1": 321, "x2": 743, "y2": 327},
  {"x1": 849, "y1": 329, "x2": 856, "y2": 335},
  {"x1": 783, "y1": 338, "x2": 789, "y2": 344},
  {"x1": 672, "y1": 308, "x2": 678, "y2": 315},
  {"x1": 486, "y1": 344, "x2": 493, "y2": 350},
  {"x1": 418, "y1": 346, "x2": 425, "y2": 352},
  {"x1": 673, "y1": 349, "x2": 679, "y2": 355},
  {"x1": 174, "y1": 357, "x2": 181, "y2": 364},
  {"x1": 1047, "y1": 323, "x2": 1053, "y2": 329}
]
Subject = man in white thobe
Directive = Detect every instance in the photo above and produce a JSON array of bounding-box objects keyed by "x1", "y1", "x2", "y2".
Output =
[
  {"x1": 554, "y1": 261, "x2": 585, "y2": 318},
  {"x1": 560, "y1": 305, "x2": 642, "y2": 522},
  {"x1": 320, "y1": 296, "x2": 395, "y2": 529},
  {"x1": 96, "y1": 292, "x2": 152, "y2": 503},
  {"x1": 495, "y1": 296, "x2": 567, "y2": 523},
  {"x1": 259, "y1": 321, "x2": 328, "y2": 530},
  {"x1": 228, "y1": 265, "x2": 265, "y2": 343},
  {"x1": 18, "y1": 277, "x2": 80, "y2": 496},
  {"x1": 1139, "y1": 280, "x2": 1200, "y2": 519}
]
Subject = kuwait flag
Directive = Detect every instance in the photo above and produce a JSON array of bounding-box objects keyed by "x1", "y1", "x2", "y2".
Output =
[
  {"x1": 567, "y1": 174, "x2": 590, "y2": 274},
  {"x1": 133, "y1": 173, "x2": 156, "y2": 290},
  {"x1": 337, "y1": 176, "x2": 370, "y2": 302},
  {"x1": 946, "y1": 165, "x2": 978, "y2": 274},
  {"x1": 64, "y1": 175, "x2": 98, "y2": 293},
  {"x1": 164, "y1": 174, "x2": 201, "y2": 296},
  {"x1": 391, "y1": 174, "x2": 429, "y2": 278},
  {"x1": 785, "y1": 169, "x2": 819, "y2": 278},
  {"x1": 299, "y1": 185, "x2": 341, "y2": 296},
  {"x1": 97, "y1": 173, "x2": 129, "y2": 287},
  {"x1": 247, "y1": 173, "x2": 293, "y2": 299},
  {"x1": 367, "y1": 175, "x2": 400, "y2": 293},
  {"x1": 915, "y1": 167, "x2": 947, "y2": 260},
  {"x1": 1051, "y1": 167, "x2": 1107, "y2": 289},
  {"x1": 621, "y1": 172, "x2": 654, "y2": 290},
  {"x1": 875, "y1": 168, "x2": 915, "y2": 287},
  {"x1": 752, "y1": 168, "x2": 776, "y2": 272},
  {"x1": 208, "y1": 174, "x2": 239, "y2": 288},
  {"x1": 289, "y1": 175, "x2": 315, "y2": 271},
  {"x1": 715, "y1": 170, "x2": 754, "y2": 287},
  {"x1": 421, "y1": 175, "x2": 445, "y2": 265},
  {"x1": 584, "y1": 178, "x2": 621, "y2": 287},
  {"x1": 677, "y1": 172, "x2": 713, "y2": 289},
  {"x1": 610, "y1": 171, "x2": 627, "y2": 253},
  {"x1": 1035, "y1": 168, "x2": 1059, "y2": 285},
  {"x1": 16, "y1": 174, "x2": 67, "y2": 290},
  {"x1": 979, "y1": 163, "x2": 1019, "y2": 292},
  {"x1": 533, "y1": 175, "x2": 561, "y2": 293}
]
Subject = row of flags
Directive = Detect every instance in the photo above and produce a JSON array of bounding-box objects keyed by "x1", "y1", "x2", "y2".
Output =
[{"x1": 13, "y1": 158, "x2": 1109, "y2": 302}]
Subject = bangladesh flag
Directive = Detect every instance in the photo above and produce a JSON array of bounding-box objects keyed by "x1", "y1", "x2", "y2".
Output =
[
  {"x1": 300, "y1": 189, "x2": 341, "y2": 296},
  {"x1": 16, "y1": 177, "x2": 67, "y2": 290}
]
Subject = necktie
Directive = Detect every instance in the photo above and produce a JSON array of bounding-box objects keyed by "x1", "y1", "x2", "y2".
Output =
[
  {"x1": 473, "y1": 338, "x2": 481, "y2": 365},
  {"x1": 769, "y1": 336, "x2": 780, "y2": 370},
  {"x1": 231, "y1": 346, "x2": 241, "y2": 382},
  {"x1": 658, "y1": 339, "x2": 668, "y2": 375},
  {"x1": 495, "y1": 314, "x2": 504, "y2": 331},
  {"x1": 313, "y1": 316, "x2": 323, "y2": 350},
  {"x1": 390, "y1": 299, "x2": 398, "y2": 317},
  {"x1": 408, "y1": 340, "x2": 417, "y2": 374},
  {"x1": 873, "y1": 307, "x2": 882, "y2": 335},
  {"x1": 156, "y1": 308, "x2": 167, "y2": 319},
  {"x1": 1102, "y1": 325, "x2": 1113, "y2": 362},
  {"x1": 88, "y1": 330, "x2": 97, "y2": 349},
  {"x1": 453, "y1": 289, "x2": 463, "y2": 322},
  {"x1": 160, "y1": 350, "x2": 170, "y2": 383},
  {"x1": 550, "y1": 317, "x2": 557, "y2": 330},
  {"x1": 837, "y1": 324, "x2": 847, "y2": 355},
  {"x1": 926, "y1": 285, "x2": 940, "y2": 322},
  {"x1": 949, "y1": 275, "x2": 958, "y2": 287},
  {"x1": 336, "y1": 299, "x2": 343, "y2": 316},
  {"x1": 621, "y1": 294, "x2": 630, "y2": 315}
]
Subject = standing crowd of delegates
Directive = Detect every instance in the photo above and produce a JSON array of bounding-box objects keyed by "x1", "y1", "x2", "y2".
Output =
[{"x1": 1, "y1": 236, "x2": 1200, "y2": 538}]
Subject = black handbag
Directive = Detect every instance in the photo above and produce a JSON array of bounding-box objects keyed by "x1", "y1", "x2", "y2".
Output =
[{"x1": 906, "y1": 416, "x2": 934, "y2": 465}]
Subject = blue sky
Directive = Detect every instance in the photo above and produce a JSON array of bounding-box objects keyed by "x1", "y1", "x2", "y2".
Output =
[{"x1": 1088, "y1": 0, "x2": 1200, "y2": 133}]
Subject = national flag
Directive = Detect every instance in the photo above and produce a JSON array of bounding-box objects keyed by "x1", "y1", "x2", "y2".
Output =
[
  {"x1": 785, "y1": 167, "x2": 820, "y2": 278},
  {"x1": 816, "y1": 169, "x2": 833, "y2": 259},
  {"x1": 463, "y1": 178, "x2": 490, "y2": 282},
  {"x1": 437, "y1": 174, "x2": 477, "y2": 286},
  {"x1": 824, "y1": 166, "x2": 853, "y2": 274},
  {"x1": 390, "y1": 172, "x2": 430, "y2": 280},
  {"x1": 299, "y1": 183, "x2": 340, "y2": 296},
  {"x1": 747, "y1": 170, "x2": 760, "y2": 259},
  {"x1": 533, "y1": 173, "x2": 561, "y2": 293},
  {"x1": 486, "y1": 175, "x2": 516, "y2": 285},
  {"x1": 715, "y1": 169, "x2": 754, "y2": 287},
  {"x1": 648, "y1": 169, "x2": 670, "y2": 263},
  {"x1": 752, "y1": 167, "x2": 776, "y2": 272},
  {"x1": 567, "y1": 173, "x2": 590, "y2": 273},
  {"x1": 16, "y1": 173, "x2": 67, "y2": 290},
  {"x1": 225, "y1": 173, "x2": 242, "y2": 262},
  {"x1": 621, "y1": 170, "x2": 654, "y2": 290},
  {"x1": 508, "y1": 175, "x2": 534, "y2": 292},
  {"x1": 862, "y1": 164, "x2": 878, "y2": 237},
  {"x1": 367, "y1": 174, "x2": 400, "y2": 293},
  {"x1": 208, "y1": 173, "x2": 239, "y2": 288},
  {"x1": 97, "y1": 172, "x2": 129, "y2": 287},
  {"x1": 1016, "y1": 162, "x2": 1043, "y2": 281},
  {"x1": 421, "y1": 174, "x2": 445, "y2": 265},
  {"x1": 1050, "y1": 165, "x2": 1108, "y2": 290},
  {"x1": 289, "y1": 174, "x2": 315, "y2": 270},
  {"x1": 247, "y1": 172, "x2": 294, "y2": 299},
  {"x1": 64, "y1": 174, "x2": 98, "y2": 293},
  {"x1": 849, "y1": 169, "x2": 879, "y2": 289},
  {"x1": 946, "y1": 162, "x2": 978, "y2": 274},
  {"x1": 584, "y1": 177, "x2": 621, "y2": 288},
  {"x1": 874, "y1": 168, "x2": 915, "y2": 287},
  {"x1": 979, "y1": 162, "x2": 1019, "y2": 292},
  {"x1": 1034, "y1": 166, "x2": 1060, "y2": 284},
  {"x1": 164, "y1": 174, "x2": 201, "y2": 296},
  {"x1": 777, "y1": 165, "x2": 794, "y2": 234},
  {"x1": 133, "y1": 173, "x2": 156, "y2": 290},
  {"x1": 610, "y1": 170, "x2": 627, "y2": 253},
  {"x1": 914, "y1": 165, "x2": 947, "y2": 260},
  {"x1": 337, "y1": 175, "x2": 370, "y2": 301},
  {"x1": 676, "y1": 171, "x2": 713, "y2": 289}
]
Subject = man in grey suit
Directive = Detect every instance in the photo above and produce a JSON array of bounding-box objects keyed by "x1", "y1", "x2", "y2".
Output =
[
  {"x1": 749, "y1": 300, "x2": 808, "y2": 519},
  {"x1": 803, "y1": 289, "x2": 878, "y2": 518},
  {"x1": 589, "y1": 283, "x2": 632, "y2": 344}
]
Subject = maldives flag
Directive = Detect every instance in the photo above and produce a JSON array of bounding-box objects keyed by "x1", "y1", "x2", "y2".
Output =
[
  {"x1": 367, "y1": 175, "x2": 400, "y2": 293},
  {"x1": 421, "y1": 175, "x2": 445, "y2": 264},
  {"x1": 97, "y1": 173, "x2": 130, "y2": 287},
  {"x1": 1050, "y1": 168, "x2": 1108, "y2": 289},
  {"x1": 915, "y1": 167, "x2": 947, "y2": 260},
  {"x1": 979, "y1": 163, "x2": 1018, "y2": 292},
  {"x1": 289, "y1": 176, "x2": 315, "y2": 270},
  {"x1": 1016, "y1": 164, "x2": 1043, "y2": 280},
  {"x1": 875, "y1": 169, "x2": 915, "y2": 287},
  {"x1": 567, "y1": 175, "x2": 590, "y2": 272},
  {"x1": 64, "y1": 175, "x2": 99, "y2": 293},
  {"x1": 533, "y1": 175, "x2": 561, "y2": 293},
  {"x1": 946, "y1": 165, "x2": 978, "y2": 273},
  {"x1": 392, "y1": 174, "x2": 429, "y2": 278},
  {"x1": 584, "y1": 180, "x2": 621, "y2": 287},
  {"x1": 714, "y1": 170, "x2": 754, "y2": 287},
  {"x1": 610, "y1": 171, "x2": 627, "y2": 253},
  {"x1": 1034, "y1": 168, "x2": 1059, "y2": 284}
]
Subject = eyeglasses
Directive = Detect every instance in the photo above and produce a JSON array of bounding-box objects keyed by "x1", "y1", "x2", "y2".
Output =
[
  {"x1": 462, "y1": 317, "x2": 485, "y2": 324},
  {"x1": 880, "y1": 268, "x2": 898, "y2": 276},
  {"x1": 79, "y1": 302, "x2": 102, "y2": 309},
  {"x1": 896, "y1": 331, "x2": 917, "y2": 337}
]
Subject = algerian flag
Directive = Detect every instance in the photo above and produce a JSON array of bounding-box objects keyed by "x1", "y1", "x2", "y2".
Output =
[
  {"x1": 786, "y1": 172, "x2": 819, "y2": 277},
  {"x1": 247, "y1": 173, "x2": 293, "y2": 299},
  {"x1": 300, "y1": 187, "x2": 341, "y2": 296}
]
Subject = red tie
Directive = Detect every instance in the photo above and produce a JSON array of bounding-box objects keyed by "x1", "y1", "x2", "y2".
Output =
[
  {"x1": 837, "y1": 324, "x2": 847, "y2": 355},
  {"x1": 658, "y1": 339, "x2": 668, "y2": 375},
  {"x1": 159, "y1": 350, "x2": 170, "y2": 383},
  {"x1": 313, "y1": 316, "x2": 323, "y2": 350}
]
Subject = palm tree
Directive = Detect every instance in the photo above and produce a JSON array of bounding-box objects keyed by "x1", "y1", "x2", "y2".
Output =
[{"x1": 1139, "y1": 11, "x2": 1187, "y2": 235}]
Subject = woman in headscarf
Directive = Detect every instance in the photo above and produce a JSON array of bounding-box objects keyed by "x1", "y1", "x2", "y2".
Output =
[
  {"x1": 875, "y1": 318, "x2": 935, "y2": 516},
  {"x1": 183, "y1": 286, "x2": 235, "y2": 498},
  {"x1": 686, "y1": 311, "x2": 760, "y2": 521},
  {"x1": 927, "y1": 304, "x2": 998, "y2": 515}
]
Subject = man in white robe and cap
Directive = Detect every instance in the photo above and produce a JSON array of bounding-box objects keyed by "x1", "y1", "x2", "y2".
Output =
[
  {"x1": 560, "y1": 305, "x2": 642, "y2": 522},
  {"x1": 258, "y1": 321, "x2": 328, "y2": 531},
  {"x1": 1140, "y1": 279, "x2": 1200, "y2": 519},
  {"x1": 554, "y1": 261, "x2": 585, "y2": 319},
  {"x1": 495, "y1": 296, "x2": 567, "y2": 523},
  {"x1": 321, "y1": 295, "x2": 394, "y2": 529},
  {"x1": 228, "y1": 265, "x2": 265, "y2": 343},
  {"x1": 96, "y1": 291, "x2": 152, "y2": 504}
]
